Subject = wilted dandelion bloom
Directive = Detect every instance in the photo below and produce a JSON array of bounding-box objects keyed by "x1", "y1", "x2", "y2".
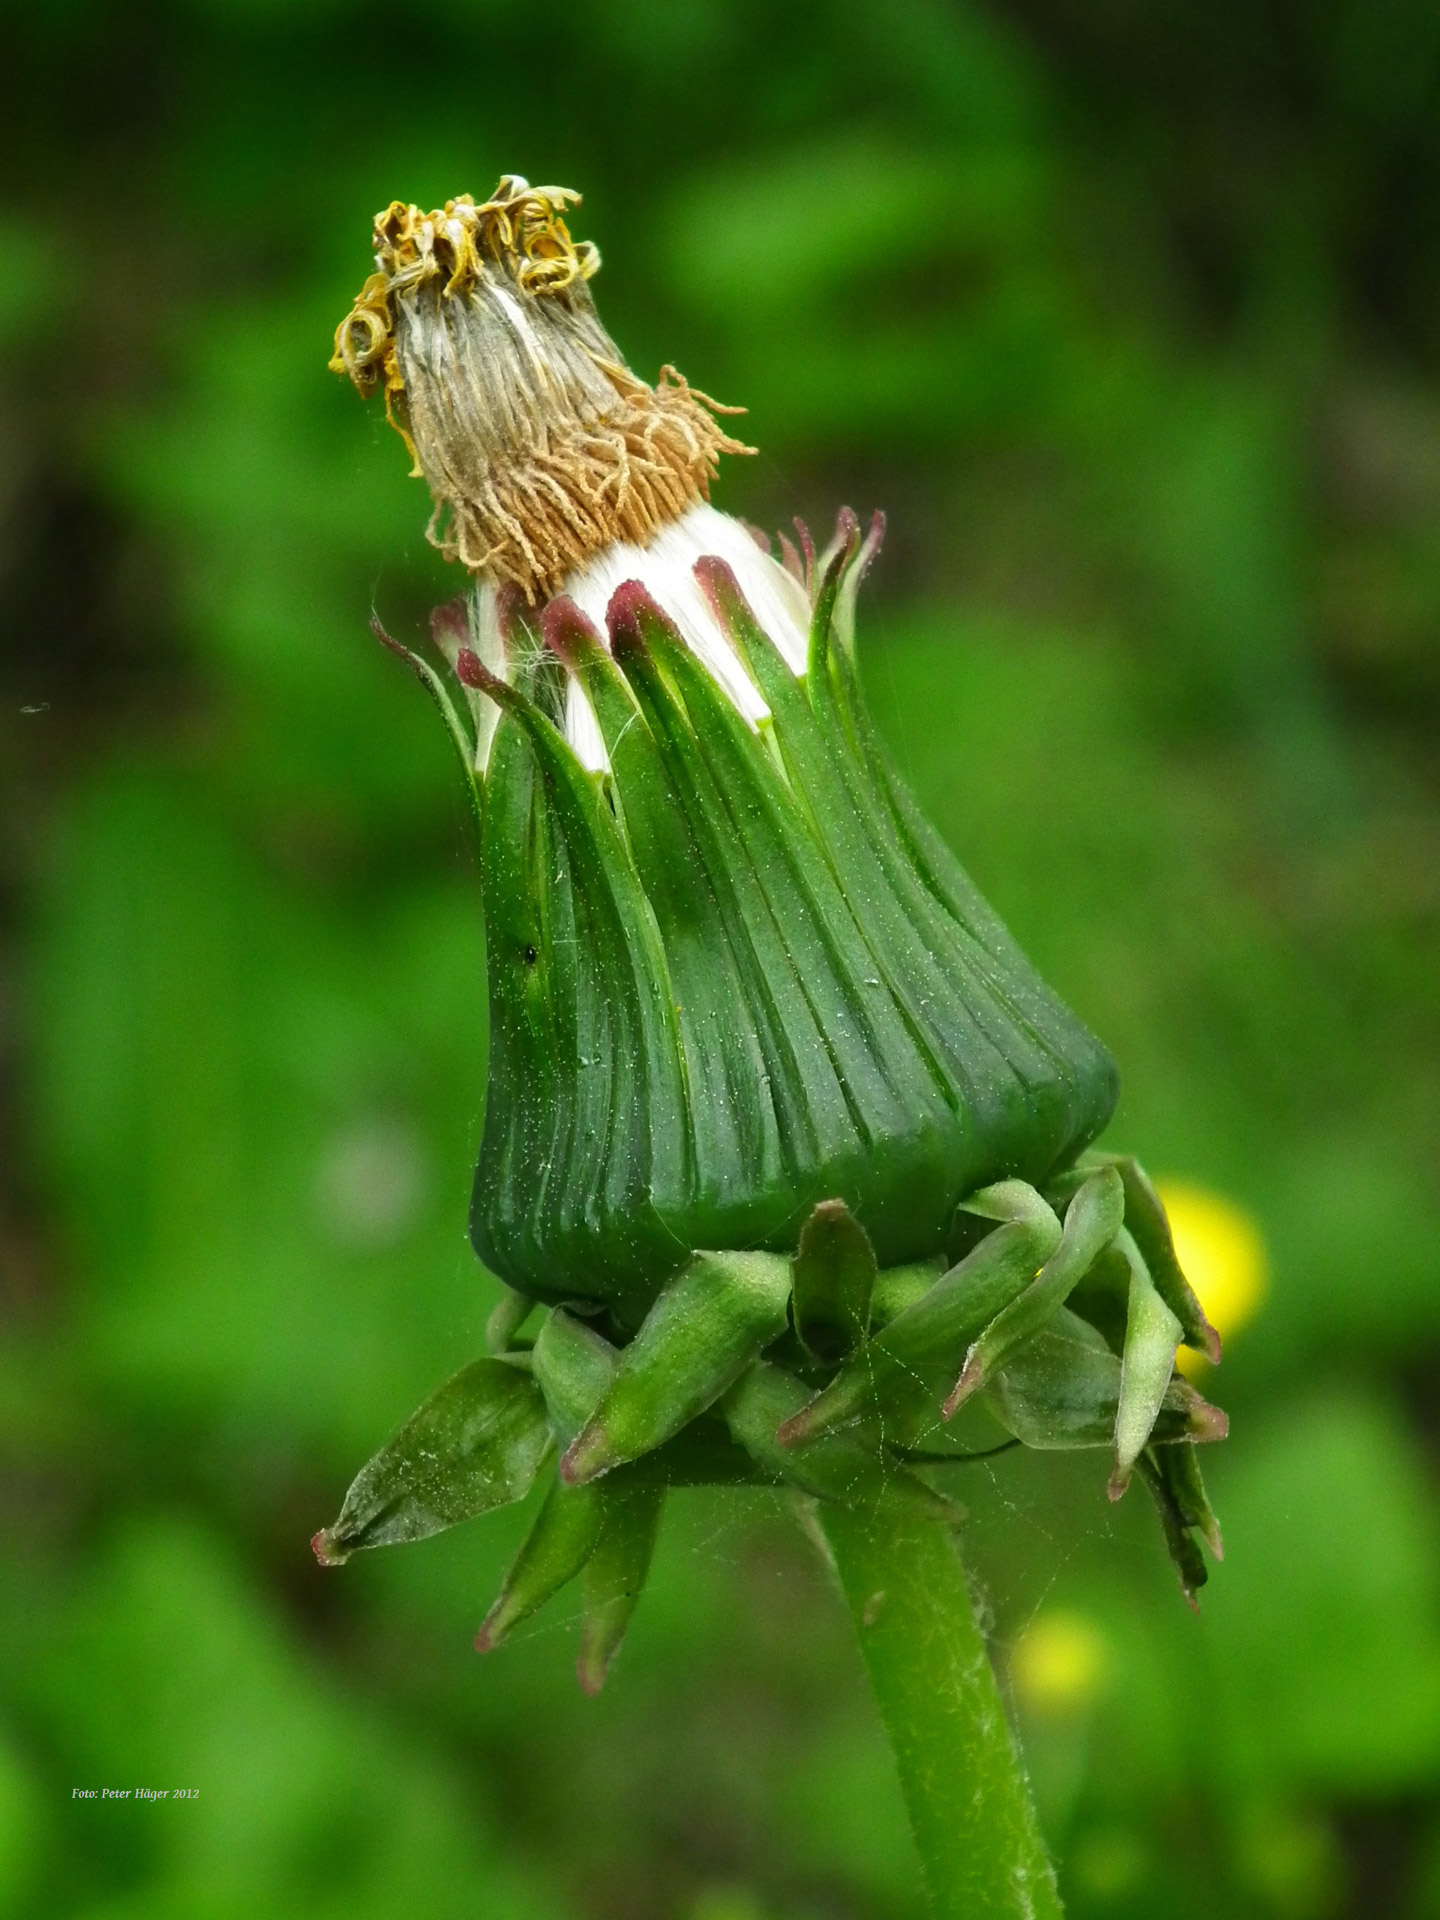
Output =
[{"x1": 317, "y1": 179, "x2": 1228, "y2": 1684}]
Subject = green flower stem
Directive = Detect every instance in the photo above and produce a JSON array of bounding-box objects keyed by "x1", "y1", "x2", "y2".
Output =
[{"x1": 819, "y1": 1503, "x2": 1062, "y2": 1920}]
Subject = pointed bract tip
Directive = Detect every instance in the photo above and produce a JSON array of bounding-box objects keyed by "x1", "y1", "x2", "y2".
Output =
[
  {"x1": 448, "y1": 640, "x2": 520, "y2": 710},
  {"x1": 1189, "y1": 1400, "x2": 1230, "y2": 1444},
  {"x1": 816, "y1": 510, "x2": 862, "y2": 599},
  {"x1": 429, "y1": 598, "x2": 469, "y2": 649},
  {"x1": 540, "y1": 595, "x2": 604, "y2": 666},
  {"x1": 692, "y1": 551, "x2": 745, "y2": 612},
  {"x1": 473, "y1": 1617, "x2": 501, "y2": 1654},
  {"x1": 494, "y1": 582, "x2": 528, "y2": 642},
  {"x1": 774, "y1": 1409, "x2": 813, "y2": 1451},
  {"x1": 311, "y1": 1528, "x2": 347, "y2": 1568},
  {"x1": 559, "y1": 1425, "x2": 612, "y2": 1487},
  {"x1": 575, "y1": 1651, "x2": 608, "y2": 1697},
  {"x1": 369, "y1": 613, "x2": 411, "y2": 662},
  {"x1": 941, "y1": 1353, "x2": 983, "y2": 1421},
  {"x1": 777, "y1": 531, "x2": 805, "y2": 587},
  {"x1": 1202, "y1": 1321, "x2": 1224, "y2": 1365},
  {"x1": 605, "y1": 578, "x2": 664, "y2": 655},
  {"x1": 802, "y1": 1195, "x2": 858, "y2": 1234},
  {"x1": 1106, "y1": 1463, "x2": 1133, "y2": 1503}
]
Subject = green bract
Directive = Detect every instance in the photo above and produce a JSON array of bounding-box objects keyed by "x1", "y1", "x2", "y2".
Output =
[{"x1": 459, "y1": 517, "x2": 1118, "y2": 1322}]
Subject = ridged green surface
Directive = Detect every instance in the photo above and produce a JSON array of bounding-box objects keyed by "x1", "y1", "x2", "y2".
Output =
[{"x1": 469, "y1": 545, "x2": 1117, "y2": 1315}]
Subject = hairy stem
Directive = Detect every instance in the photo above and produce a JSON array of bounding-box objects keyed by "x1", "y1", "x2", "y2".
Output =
[{"x1": 819, "y1": 1503, "x2": 1062, "y2": 1920}]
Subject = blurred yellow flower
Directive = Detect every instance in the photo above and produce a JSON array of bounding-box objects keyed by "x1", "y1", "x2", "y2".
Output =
[
  {"x1": 1010, "y1": 1610, "x2": 1109, "y2": 1714},
  {"x1": 1155, "y1": 1179, "x2": 1268, "y2": 1379}
]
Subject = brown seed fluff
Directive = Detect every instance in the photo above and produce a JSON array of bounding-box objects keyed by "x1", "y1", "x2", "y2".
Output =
[{"x1": 330, "y1": 177, "x2": 753, "y2": 601}]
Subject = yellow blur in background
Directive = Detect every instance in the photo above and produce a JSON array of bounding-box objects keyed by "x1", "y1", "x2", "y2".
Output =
[
  {"x1": 1010, "y1": 1611, "x2": 1111, "y2": 1717},
  {"x1": 1157, "y1": 1180, "x2": 1269, "y2": 1379}
]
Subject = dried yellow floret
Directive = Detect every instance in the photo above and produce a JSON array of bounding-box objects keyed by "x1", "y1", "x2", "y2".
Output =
[{"x1": 330, "y1": 176, "x2": 752, "y2": 599}]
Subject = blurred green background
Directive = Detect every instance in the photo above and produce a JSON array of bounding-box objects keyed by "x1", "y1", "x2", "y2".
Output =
[{"x1": 3, "y1": 2, "x2": 1439, "y2": 1916}]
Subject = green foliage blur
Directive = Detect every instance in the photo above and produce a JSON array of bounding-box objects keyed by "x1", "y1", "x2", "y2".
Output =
[{"x1": 3, "y1": 2, "x2": 1439, "y2": 1916}]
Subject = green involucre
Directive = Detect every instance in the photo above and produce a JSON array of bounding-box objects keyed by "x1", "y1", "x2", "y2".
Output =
[{"x1": 463, "y1": 528, "x2": 1117, "y2": 1318}]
